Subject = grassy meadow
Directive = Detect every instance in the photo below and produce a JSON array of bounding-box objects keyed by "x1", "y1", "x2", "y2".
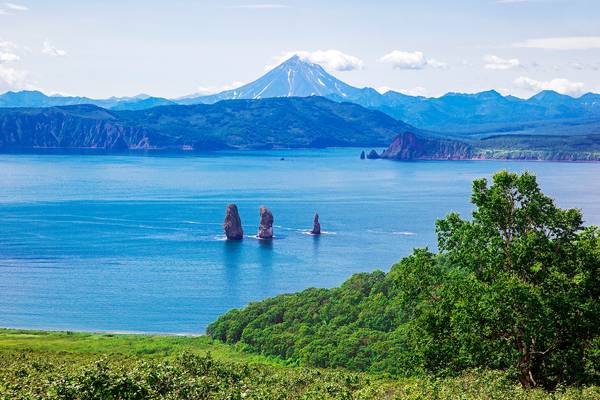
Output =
[{"x1": 1, "y1": 329, "x2": 599, "y2": 399}]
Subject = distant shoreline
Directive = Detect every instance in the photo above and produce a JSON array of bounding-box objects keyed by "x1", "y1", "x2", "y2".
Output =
[
  {"x1": 0, "y1": 326, "x2": 203, "y2": 337},
  {"x1": 1, "y1": 147, "x2": 599, "y2": 163}
]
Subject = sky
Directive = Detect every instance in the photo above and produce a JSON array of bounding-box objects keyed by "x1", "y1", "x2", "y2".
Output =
[{"x1": 0, "y1": 0, "x2": 599, "y2": 99}]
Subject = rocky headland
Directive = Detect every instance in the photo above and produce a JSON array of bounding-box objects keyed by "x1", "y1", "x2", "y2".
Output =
[
  {"x1": 372, "y1": 132, "x2": 600, "y2": 162},
  {"x1": 378, "y1": 132, "x2": 473, "y2": 161}
]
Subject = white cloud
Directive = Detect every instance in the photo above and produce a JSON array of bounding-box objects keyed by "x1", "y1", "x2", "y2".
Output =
[
  {"x1": 5, "y1": 2, "x2": 28, "y2": 11},
  {"x1": 0, "y1": 51, "x2": 19, "y2": 62},
  {"x1": 0, "y1": 40, "x2": 20, "y2": 64},
  {"x1": 484, "y1": 55, "x2": 521, "y2": 70},
  {"x1": 229, "y1": 4, "x2": 286, "y2": 9},
  {"x1": 378, "y1": 50, "x2": 448, "y2": 70},
  {"x1": 378, "y1": 51, "x2": 426, "y2": 69},
  {"x1": 270, "y1": 50, "x2": 364, "y2": 72},
  {"x1": 375, "y1": 86, "x2": 394, "y2": 94},
  {"x1": 42, "y1": 39, "x2": 66, "y2": 57},
  {"x1": 570, "y1": 62, "x2": 584, "y2": 70},
  {"x1": 0, "y1": 64, "x2": 28, "y2": 91},
  {"x1": 427, "y1": 59, "x2": 449, "y2": 69},
  {"x1": 514, "y1": 76, "x2": 585, "y2": 96},
  {"x1": 401, "y1": 86, "x2": 429, "y2": 96},
  {"x1": 0, "y1": 40, "x2": 17, "y2": 50},
  {"x1": 514, "y1": 36, "x2": 600, "y2": 50},
  {"x1": 194, "y1": 81, "x2": 245, "y2": 95},
  {"x1": 376, "y1": 86, "x2": 428, "y2": 97}
]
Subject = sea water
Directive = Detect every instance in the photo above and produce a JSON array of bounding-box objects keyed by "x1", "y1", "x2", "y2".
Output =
[{"x1": 1, "y1": 149, "x2": 599, "y2": 333}]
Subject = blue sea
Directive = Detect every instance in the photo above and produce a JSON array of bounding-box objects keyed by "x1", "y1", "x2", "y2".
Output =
[{"x1": 1, "y1": 149, "x2": 599, "y2": 334}]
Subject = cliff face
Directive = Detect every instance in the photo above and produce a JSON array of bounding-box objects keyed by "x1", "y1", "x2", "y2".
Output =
[
  {"x1": 0, "y1": 106, "x2": 176, "y2": 150},
  {"x1": 472, "y1": 150, "x2": 600, "y2": 162},
  {"x1": 380, "y1": 132, "x2": 473, "y2": 160},
  {"x1": 377, "y1": 132, "x2": 600, "y2": 162}
]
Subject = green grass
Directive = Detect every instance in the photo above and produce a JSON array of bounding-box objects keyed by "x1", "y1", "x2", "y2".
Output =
[
  {"x1": 0, "y1": 328, "x2": 276, "y2": 364},
  {"x1": 1, "y1": 329, "x2": 599, "y2": 399}
]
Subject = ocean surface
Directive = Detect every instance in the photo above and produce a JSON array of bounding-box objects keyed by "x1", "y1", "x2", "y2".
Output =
[{"x1": 1, "y1": 149, "x2": 599, "y2": 334}]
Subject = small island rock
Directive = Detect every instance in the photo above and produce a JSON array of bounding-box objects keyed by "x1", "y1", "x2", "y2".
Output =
[
  {"x1": 310, "y1": 213, "x2": 321, "y2": 235},
  {"x1": 366, "y1": 149, "x2": 380, "y2": 159},
  {"x1": 360, "y1": 150, "x2": 366, "y2": 160},
  {"x1": 257, "y1": 206, "x2": 274, "y2": 239},
  {"x1": 223, "y1": 204, "x2": 244, "y2": 240}
]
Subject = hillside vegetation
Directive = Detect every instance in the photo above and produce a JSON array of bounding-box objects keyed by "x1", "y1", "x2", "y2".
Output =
[
  {"x1": 208, "y1": 171, "x2": 600, "y2": 389},
  {"x1": 0, "y1": 97, "x2": 419, "y2": 151},
  {"x1": 1, "y1": 330, "x2": 599, "y2": 399}
]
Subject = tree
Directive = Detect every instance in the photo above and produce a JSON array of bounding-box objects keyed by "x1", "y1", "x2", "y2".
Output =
[{"x1": 435, "y1": 171, "x2": 600, "y2": 388}]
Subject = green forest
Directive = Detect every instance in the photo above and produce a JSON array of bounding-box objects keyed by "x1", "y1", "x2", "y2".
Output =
[{"x1": 208, "y1": 171, "x2": 600, "y2": 390}]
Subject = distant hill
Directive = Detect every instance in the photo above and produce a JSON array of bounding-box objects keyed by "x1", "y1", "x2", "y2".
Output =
[
  {"x1": 0, "y1": 97, "x2": 427, "y2": 151},
  {"x1": 0, "y1": 91, "x2": 174, "y2": 111},
  {"x1": 110, "y1": 97, "x2": 176, "y2": 110},
  {"x1": 0, "y1": 90, "x2": 116, "y2": 108},
  {"x1": 369, "y1": 90, "x2": 600, "y2": 134}
]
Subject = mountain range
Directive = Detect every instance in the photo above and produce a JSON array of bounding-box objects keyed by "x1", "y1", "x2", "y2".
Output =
[
  {"x1": 0, "y1": 90, "x2": 176, "y2": 110},
  {"x1": 1, "y1": 55, "x2": 599, "y2": 161},
  {"x1": 2, "y1": 55, "x2": 599, "y2": 136}
]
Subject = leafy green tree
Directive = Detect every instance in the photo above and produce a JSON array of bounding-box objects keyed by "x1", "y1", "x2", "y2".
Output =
[{"x1": 435, "y1": 171, "x2": 600, "y2": 388}]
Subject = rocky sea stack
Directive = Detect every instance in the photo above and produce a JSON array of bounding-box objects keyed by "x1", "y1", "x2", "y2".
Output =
[
  {"x1": 366, "y1": 149, "x2": 380, "y2": 159},
  {"x1": 223, "y1": 204, "x2": 244, "y2": 240},
  {"x1": 257, "y1": 207, "x2": 274, "y2": 239},
  {"x1": 310, "y1": 213, "x2": 321, "y2": 235}
]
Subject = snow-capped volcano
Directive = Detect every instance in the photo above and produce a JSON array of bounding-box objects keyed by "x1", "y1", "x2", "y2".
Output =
[{"x1": 180, "y1": 55, "x2": 365, "y2": 104}]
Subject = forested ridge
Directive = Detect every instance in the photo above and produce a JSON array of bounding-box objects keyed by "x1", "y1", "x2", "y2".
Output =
[{"x1": 208, "y1": 171, "x2": 600, "y2": 389}]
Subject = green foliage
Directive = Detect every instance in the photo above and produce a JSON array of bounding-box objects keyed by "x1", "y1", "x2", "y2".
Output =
[
  {"x1": 208, "y1": 171, "x2": 600, "y2": 389},
  {"x1": 1, "y1": 348, "x2": 599, "y2": 399},
  {"x1": 433, "y1": 171, "x2": 600, "y2": 388}
]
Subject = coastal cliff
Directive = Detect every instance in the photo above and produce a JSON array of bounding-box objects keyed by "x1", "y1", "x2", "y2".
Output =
[
  {"x1": 0, "y1": 105, "x2": 176, "y2": 150},
  {"x1": 379, "y1": 132, "x2": 473, "y2": 160},
  {"x1": 377, "y1": 132, "x2": 600, "y2": 162}
]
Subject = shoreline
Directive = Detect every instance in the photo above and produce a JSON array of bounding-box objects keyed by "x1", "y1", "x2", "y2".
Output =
[
  {"x1": 1, "y1": 147, "x2": 600, "y2": 163},
  {"x1": 0, "y1": 326, "x2": 203, "y2": 337}
]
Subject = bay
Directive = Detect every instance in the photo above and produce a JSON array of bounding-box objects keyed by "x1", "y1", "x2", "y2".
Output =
[{"x1": 1, "y1": 149, "x2": 599, "y2": 333}]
